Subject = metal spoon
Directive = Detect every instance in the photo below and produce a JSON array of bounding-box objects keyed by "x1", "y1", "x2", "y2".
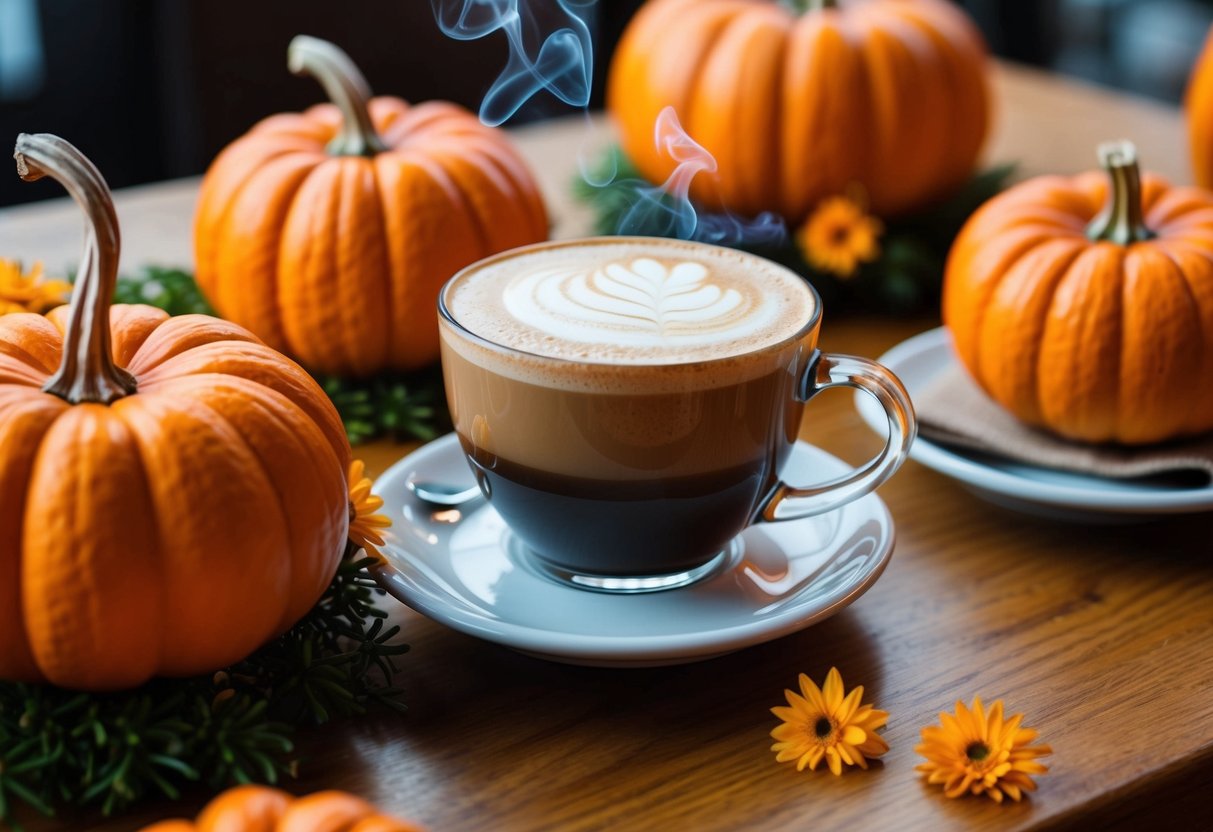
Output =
[{"x1": 406, "y1": 479, "x2": 484, "y2": 508}]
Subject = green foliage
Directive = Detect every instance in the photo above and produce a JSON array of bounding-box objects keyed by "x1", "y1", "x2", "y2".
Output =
[
  {"x1": 102, "y1": 266, "x2": 449, "y2": 446},
  {"x1": 109, "y1": 266, "x2": 215, "y2": 317},
  {"x1": 573, "y1": 147, "x2": 1017, "y2": 316},
  {"x1": 320, "y1": 369, "x2": 447, "y2": 446},
  {"x1": 0, "y1": 554, "x2": 406, "y2": 829}
]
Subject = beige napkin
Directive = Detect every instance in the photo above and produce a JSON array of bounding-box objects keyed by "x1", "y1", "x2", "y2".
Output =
[{"x1": 916, "y1": 365, "x2": 1213, "y2": 484}]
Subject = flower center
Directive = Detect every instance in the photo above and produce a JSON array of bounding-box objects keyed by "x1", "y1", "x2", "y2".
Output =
[
  {"x1": 814, "y1": 716, "x2": 834, "y2": 738},
  {"x1": 828, "y1": 225, "x2": 850, "y2": 246},
  {"x1": 966, "y1": 741, "x2": 990, "y2": 762},
  {"x1": 348, "y1": 500, "x2": 358, "y2": 523}
]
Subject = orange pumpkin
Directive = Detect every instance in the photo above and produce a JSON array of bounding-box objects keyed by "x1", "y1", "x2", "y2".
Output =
[
  {"x1": 195, "y1": 36, "x2": 548, "y2": 377},
  {"x1": 1187, "y1": 27, "x2": 1213, "y2": 188},
  {"x1": 607, "y1": 0, "x2": 991, "y2": 222},
  {"x1": 140, "y1": 785, "x2": 423, "y2": 832},
  {"x1": 943, "y1": 140, "x2": 1213, "y2": 445},
  {"x1": 1, "y1": 134, "x2": 351, "y2": 690}
]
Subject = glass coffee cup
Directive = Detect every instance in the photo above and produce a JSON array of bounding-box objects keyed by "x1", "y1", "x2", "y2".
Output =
[{"x1": 438, "y1": 237, "x2": 915, "y2": 592}]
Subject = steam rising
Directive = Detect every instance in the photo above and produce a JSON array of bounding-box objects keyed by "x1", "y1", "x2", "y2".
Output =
[
  {"x1": 430, "y1": 0, "x2": 594, "y2": 126},
  {"x1": 430, "y1": 1, "x2": 785, "y2": 246},
  {"x1": 614, "y1": 108, "x2": 787, "y2": 247}
]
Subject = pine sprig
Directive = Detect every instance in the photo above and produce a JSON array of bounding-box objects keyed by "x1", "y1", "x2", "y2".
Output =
[
  {"x1": 0, "y1": 553, "x2": 406, "y2": 828},
  {"x1": 319, "y1": 369, "x2": 447, "y2": 446}
]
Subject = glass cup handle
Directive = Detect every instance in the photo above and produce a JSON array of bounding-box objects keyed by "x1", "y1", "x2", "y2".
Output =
[{"x1": 760, "y1": 351, "x2": 916, "y2": 522}]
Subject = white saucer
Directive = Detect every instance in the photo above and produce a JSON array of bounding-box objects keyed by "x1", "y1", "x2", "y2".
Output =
[
  {"x1": 372, "y1": 433, "x2": 895, "y2": 667},
  {"x1": 855, "y1": 327, "x2": 1213, "y2": 520}
]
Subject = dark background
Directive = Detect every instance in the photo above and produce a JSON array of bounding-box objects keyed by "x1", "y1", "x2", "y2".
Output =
[{"x1": 1, "y1": 0, "x2": 1211, "y2": 207}]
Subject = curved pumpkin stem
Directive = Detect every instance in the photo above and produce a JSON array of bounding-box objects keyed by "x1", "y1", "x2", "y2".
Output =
[
  {"x1": 14, "y1": 133, "x2": 136, "y2": 404},
  {"x1": 1086, "y1": 140, "x2": 1155, "y2": 245},
  {"x1": 288, "y1": 35, "x2": 386, "y2": 157}
]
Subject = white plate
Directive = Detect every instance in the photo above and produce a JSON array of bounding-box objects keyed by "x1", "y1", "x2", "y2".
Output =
[
  {"x1": 372, "y1": 434, "x2": 895, "y2": 666},
  {"x1": 855, "y1": 327, "x2": 1213, "y2": 519}
]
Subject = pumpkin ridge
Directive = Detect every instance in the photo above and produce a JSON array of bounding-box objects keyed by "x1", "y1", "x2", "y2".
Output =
[
  {"x1": 429, "y1": 152, "x2": 494, "y2": 256},
  {"x1": 1157, "y1": 243, "x2": 1209, "y2": 434},
  {"x1": 457, "y1": 141, "x2": 548, "y2": 241},
  {"x1": 210, "y1": 152, "x2": 317, "y2": 350},
  {"x1": 132, "y1": 342, "x2": 350, "y2": 465},
  {"x1": 241, "y1": 385, "x2": 348, "y2": 629},
  {"x1": 23, "y1": 406, "x2": 163, "y2": 688},
  {"x1": 108, "y1": 399, "x2": 171, "y2": 679},
  {"x1": 858, "y1": 15, "x2": 945, "y2": 215},
  {"x1": 366, "y1": 162, "x2": 395, "y2": 374},
  {"x1": 1165, "y1": 242, "x2": 1213, "y2": 432},
  {"x1": 0, "y1": 395, "x2": 63, "y2": 682},
  {"x1": 1034, "y1": 246, "x2": 1122, "y2": 437},
  {"x1": 166, "y1": 388, "x2": 299, "y2": 659},
  {"x1": 276, "y1": 160, "x2": 343, "y2": 369},
  {"x1": 957, "y1": 231, "x2": 1062, "y2": 386},
  {"x1": 325, "y1": 158, "x2": 391, "y2": 374},
  {"x1": 0, "y1": 315, "x2": 63, "y2": 375},
  {"x1": 1127, "y1": 245, "x2": 1205, "y2": 438},
  {"x1": 987, "y1": 239, "x2": 1085, "y2": 424},
  {"x1": 872, "y1": 11, "x2": 954, "y2": 204},
  {"x1": 172, "y1": 381, "x2": 326, "y2": 635},
  {"x1": 116, "y1": 391, "x2": 291, "y2": 675},
  {"x1": 196, "y1": 142, "x2": 314, "y2": 302},
  {"x1": 685, "y1": 10, "x2": 769, "y2": 212},
  {"x1": 895, "y1": 5, "x2": 987, "y2": 200},
  {"x1": 0, "y1": 353, "x2": 54, "y2": 387}
]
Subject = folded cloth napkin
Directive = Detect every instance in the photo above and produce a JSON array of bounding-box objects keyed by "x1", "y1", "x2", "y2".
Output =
[{"x1": 915, "y1": 364, "x2": 1213, "y2": 484}]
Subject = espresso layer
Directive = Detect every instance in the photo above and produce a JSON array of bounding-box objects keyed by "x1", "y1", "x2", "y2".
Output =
[
  {"x1": 461, "y1": 442, "x2": 776, "y2": 575},
  {"x1": 441, "y1": 341, "x2": 806, "y2": 479},
  {"x1": 444, "y1": 238, "x2": 816, "y2": 367}
]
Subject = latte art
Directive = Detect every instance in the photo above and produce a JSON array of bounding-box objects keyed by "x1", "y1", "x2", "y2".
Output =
[
  {"x1": 502, "y1": 258, "x2": 772, "y2": 346},
  {"x1": 443, "y1": 238, "x2": 816, "y2": 366}
]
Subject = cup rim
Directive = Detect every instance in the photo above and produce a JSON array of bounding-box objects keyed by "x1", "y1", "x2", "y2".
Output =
[{"x1": 437, "y1": 235, "x2": 824, "y2": 369}]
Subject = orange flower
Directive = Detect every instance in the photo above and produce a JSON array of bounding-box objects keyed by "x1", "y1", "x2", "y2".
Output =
[
  {"x1": 0, "y1": 259, "x2": 71, "y2": 314},
  {"x1": 347, "y1": 459, "x2": 391, "y2": 561},
  {"x1": 797, "y1": 193, "x2": 883, "y2": 278},
  {"x1": 916, "y1": 697, "x2": 1052, "y2": 802},
  {"x1": 770, "y1": 667, "x2": 889, "y2": 775}
]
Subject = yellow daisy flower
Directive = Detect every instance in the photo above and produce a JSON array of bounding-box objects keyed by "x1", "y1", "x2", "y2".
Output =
[
  {"x1": 797, "y1": 193, "x2": 883, "y2": 278},
  {"x1": 916, "y1": 697, "x2": 1052, "y2": 802},
  {"x1": 0, "y1": 259, "x2": 71, "y2": 314},
  {"x1": 348, "y1": 459, "x2": 391, "y2": 561},
  {"x1": 770, "y1": 667, "x2": 889, "y2": 775}
]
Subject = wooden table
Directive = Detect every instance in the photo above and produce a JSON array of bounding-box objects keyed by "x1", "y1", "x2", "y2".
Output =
[{"x1": 3, "y1": 64, "x2": 1211, "y2": 831}]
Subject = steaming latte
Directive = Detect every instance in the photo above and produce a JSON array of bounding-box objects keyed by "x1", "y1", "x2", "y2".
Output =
[
  {"x1": 444, "y1": 238, "x2": 815, "y2": 365},
  {"x1": 439, "y1": 238, "x2": 821, "y2": 578}
]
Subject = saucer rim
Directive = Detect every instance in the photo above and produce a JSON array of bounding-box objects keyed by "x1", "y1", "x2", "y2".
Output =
[
  {"x1": 371, "y1": 434, "x2": 896, "y2": 663},
  {"x1": 855, "y1": 327, "x2": 1213, "y2": 514}
]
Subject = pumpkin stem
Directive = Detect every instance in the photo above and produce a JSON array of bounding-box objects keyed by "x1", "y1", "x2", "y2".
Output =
[
  {"x1": 288, "y1": 35, "x2": 386, "y2": 157},
  {"x1": 782, "y1": 0, "x2": 837, "y2": 12},
  {"x1": 1086, "y1": 140, "x2": 1156, "y2": 245},
  {"x1": 14, "y1": 133, "x2": 136, "y2": 405}
]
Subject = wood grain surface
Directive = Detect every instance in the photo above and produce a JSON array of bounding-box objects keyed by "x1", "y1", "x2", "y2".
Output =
[{"x1": 3, "y1": 64, "x2": 1212, "y2": 831}]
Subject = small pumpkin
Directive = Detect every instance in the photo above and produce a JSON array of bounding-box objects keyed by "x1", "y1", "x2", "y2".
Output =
[
  {"x1": 140, "y1": 785, "x2": 423, "y2": 832},
  {"x1": 607, "y1": 0, "x2": 990, "y2": 222},
  {"x1": 1187, "y1": 26, "x2": 1213, "y2": 188},
  {"x1": 943, "y1": 140, "x2": 1213, "y2": 445},
  {"x1": 195, "y1": 36, "x2": 548, "y2": 377},
  {"x1": 1, "y1": 134, "x2": 351, "y2": 690}
]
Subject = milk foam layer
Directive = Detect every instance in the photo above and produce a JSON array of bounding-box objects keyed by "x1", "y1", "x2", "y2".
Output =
[{"x1": 445, "y1": 240, "x2": 816, "y2": 365}]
